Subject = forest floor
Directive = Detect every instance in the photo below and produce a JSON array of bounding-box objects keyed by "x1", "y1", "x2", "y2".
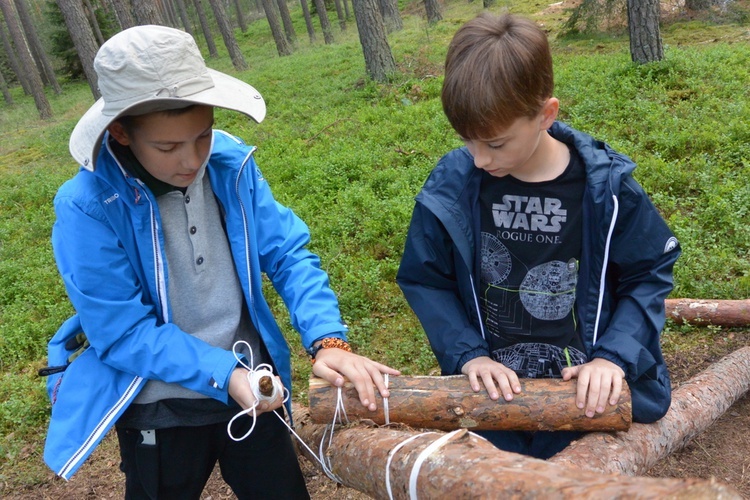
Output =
[{"x1": 4, "y1": 329, "x2": 749, "y2": 499}]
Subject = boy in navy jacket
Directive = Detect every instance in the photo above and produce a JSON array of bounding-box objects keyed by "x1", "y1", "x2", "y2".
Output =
[{"x1": 397, "y1": 13, "x2": 680, "y2": 458}]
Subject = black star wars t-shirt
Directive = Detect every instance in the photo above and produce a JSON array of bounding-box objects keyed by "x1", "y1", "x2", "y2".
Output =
[{"x1": 478, "y1": 146, "x2": 588, "y2": 378}]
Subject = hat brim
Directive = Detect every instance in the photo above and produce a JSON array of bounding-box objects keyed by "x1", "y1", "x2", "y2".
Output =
[{"x1": 69, "y1": 69, "x2": 266, "y2": 171}]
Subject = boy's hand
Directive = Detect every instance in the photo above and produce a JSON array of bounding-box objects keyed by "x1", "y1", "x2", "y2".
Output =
[
  {"x1": 561, "y1": 358, "x2": 625, "y2": 418},
  {"x1": 461, "y1": 356, "x2": 522, "y2": 402},
  {"x1": 312, "y1": 349, "x2": 401, "y2": 412},
  {"x1": 228, "y1": 367, "x2": 283, "y2": 414}
]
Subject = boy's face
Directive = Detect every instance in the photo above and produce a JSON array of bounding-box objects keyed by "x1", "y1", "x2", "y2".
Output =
[
  {"x1": 109, "y1": 105, "x2": 215, "y2": 188},
  {"x1": 461, "y1": 98, "x2": 559, "y2": 181}
]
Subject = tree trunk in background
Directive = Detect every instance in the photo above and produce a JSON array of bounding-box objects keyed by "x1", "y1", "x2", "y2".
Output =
[
  {"x1": 14, "y1": 0, "x2": 62, "y2": 93},
  {"x1": 377, "y1": 0, "x2": 401, "y2": 32},
  {"x1": 275, "y1": 0, "x2": 296, "y2": 44},
  {"x1": 333, "y1": 0, "x2": 345, "y2": 30},
  {"x1": 665, "y1": 299, "x2": 750, "y2": 327},
  {"x1": 309, "y1": 376, "x2": 632, "y2": 432},
  {"x1": 299, "y1": 0, "x2": 315, "y2": 42},
  {"x1": 233, "y1": 0, "x2": 247, "y2": 32},
  {"x1": 260, "y1": 0, "x2": 292, "y2": 55},
  {"x1": 109, "y1": 0, "x2": 135, "y2": 29},
  {"x1": 423, "y1": 0, "x2": 441, "y2": 23},
  {"x1": 312, "y1": 0, "x2": 333, "y2": 44},
  {"x1": 291, "y1": 406, "x2": 743, "y2": 498},
  {"x1": 550, "y1": 347, "x2": 750, "y2": 475},
  {"x1": 56, "y1": 0, "x2": 100, "y2": 98},
  {"x1": 0, "y1": 0, "x2": 52, "y2": 118},
  {"x1": 174, "y1": 0, "x2": 194, "y2": 36},
  {"x1": 132, "y1": 0, "x2": 163, "y2": 25},
  {"x1": 627, "y1": 0, "x2": 663, "y2": 63},
  {"x1": 206, "y1": 0, "x2": 248, "y2": 69},
  {"x1": 350, "y1": 0, "x2": 395, "y2": 82},
  {"x1": 342, "y1": 0, "x2": 350, "y2": 19},
  {"x1": 0, "y1": 17, "x2": 30, "y2": 93},
  {"x1": 192, "y1": 0, "x2": 218, "y2": 57},
  {"x1": 0, "y1": 67, "x2": 14, "y2": 104},
  {"x1": 81, "y1": 0, "x2": 104, "y2": 44},
  {"x1": 161, "y1": 0, "x2": 178, "y2": 27}
]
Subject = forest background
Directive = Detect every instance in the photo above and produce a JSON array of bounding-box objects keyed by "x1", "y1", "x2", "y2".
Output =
[{"x1": 0, "y1": 0, "x2": 749, "y2": 496}]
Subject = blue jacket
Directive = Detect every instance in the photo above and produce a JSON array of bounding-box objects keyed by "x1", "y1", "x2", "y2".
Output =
[
  {"x1": 44, "y1": 130, "x2": 347, "y2": 479},
  {"x1": 397, "y1": 122, "x2": 680, "y2": 424}
]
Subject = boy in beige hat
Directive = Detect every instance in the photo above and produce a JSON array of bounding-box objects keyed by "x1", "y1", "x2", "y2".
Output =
[{"x1": 44, "y1": 25, "x2": 398, "y2": 498}]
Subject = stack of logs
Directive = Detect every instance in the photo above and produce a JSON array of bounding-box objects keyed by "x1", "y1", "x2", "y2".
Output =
[{"x1": 291, "y1": 299, "x2": 750, "y2": 499}]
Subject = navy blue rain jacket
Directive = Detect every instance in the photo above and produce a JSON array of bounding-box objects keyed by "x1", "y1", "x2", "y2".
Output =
[{"x1": 397, "y1": 121, "x2": 681, "y2": 423}]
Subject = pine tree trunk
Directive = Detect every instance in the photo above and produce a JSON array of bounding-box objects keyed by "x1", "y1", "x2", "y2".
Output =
[
  {"x1": 627, "y1": 0, "x2": 663, "y2": 63},
  {"x1": 132, "y1": 0, "x2": 164, "y2": 25},
  {"x1": 333, "y1": 0, "x2": 345, "y2": 30},
  {"x1": 0, "y1": 68, "x2": 13, "y2": 104},
  {"x1": 549, "y1": 346, "x2": 750, "y2": 475},
  {"x1": 174, "y1": 0, "x2": 195, "y2": 36},
  {"x1": 55, "y1": 0, "x2": 100, "y2": 99},
  {"x1": 109, "y1": 0, "x2": 135, "y2": 29},
  {"x1": 14, "y1": 0, "x2": 62, "y2": 93},
  {"x1": 312, "y1": 0, "x2": 334, "y2": 44},
  {"x1": 192, "y1": 0, "x2": 218, "y2": 58},
  {"x1": 233, "y1": 0, "x2": 247, "y2": 32},
  {"x1": 260, "y1": 0, "x2": 292, "y2": 56},
  {"x1": 207, "y1": 0, "x2": 248, "y2": 69},
  {"x1": 0, "y1": 0, "x2": 52, "y2": 117},
  {"x1": 350, "y1": 0, "x2": 395, "y2": 82},
  {"x1": 291, "y1": 405, "x2": 742, "y2": 498},
  {"x1": 274, "y1": 0, "x2": 296, "y2": 44},
  {"x1": 377, "y1": 0, "x2": 401, "y2": 32},
  {"x1": 309, "y1": 375, "x2": 632, "y2": 432},
  {"x1": 299, "y1": 0, "x2": 315, "y2": 42},
  {"x1": 81, "y1": 0, "x2": 104, "y2": 44},
  {"x1": 665, "y1": 299, "x2": 750, "y2": 327},
  {"x1": 423, "y1": 0, "x2": 441, "y2": 24},
  {"x1": 0, "y1": 18, "x2": 30, "y2": 94}
]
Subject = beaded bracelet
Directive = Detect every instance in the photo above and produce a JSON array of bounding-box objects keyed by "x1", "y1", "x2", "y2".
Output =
[{"x1": 307, "y1": 337, "x2": 352, "y2": 363}]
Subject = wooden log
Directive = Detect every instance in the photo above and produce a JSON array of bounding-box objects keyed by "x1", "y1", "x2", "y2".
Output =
[
  {"x1": 549, "y1": 346, "x2": 750, "y2": 475},
  {"x1": 308, "y1": 375, "x2": 631, "y2": 432},
  {"x1": 665, "y1": 298, "x2": 750, "y2": 327},
  {"x1": 291, "y1": 404, "x2": 742, "y2": 499}
]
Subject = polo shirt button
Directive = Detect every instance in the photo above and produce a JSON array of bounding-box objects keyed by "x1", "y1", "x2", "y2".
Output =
[
  {"x1": 196, "y1": 256, "x2": 204, "y2": 265},
  {"x1": 190, "y1": 226, "x2": 197, "y2": 234},
  {"x1": 185, "y1": 196, "x2": 191, "y2": 204}
]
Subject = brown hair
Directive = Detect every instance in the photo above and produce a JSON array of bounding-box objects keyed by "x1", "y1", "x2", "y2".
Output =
[{"x1": 441, "y1": 13, "x2": 554, "y2": 139}]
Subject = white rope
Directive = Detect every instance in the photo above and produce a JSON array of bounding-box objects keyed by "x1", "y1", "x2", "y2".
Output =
[
  {"x1": 385, "y1": 432, "x2": 436, "y2": 500},
  {"x1": 383, "y1": 373, "x2": 390, "y2": 425},
  {"x1": 408, "y1": 430, "x2": 465, "y2": 499},
  {"x1": 226, "y1": 341, "x2": 346, "y2": 483}
]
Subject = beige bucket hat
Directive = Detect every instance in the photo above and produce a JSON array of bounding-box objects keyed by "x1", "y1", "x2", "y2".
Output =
[{"x1": 69, "y1": 25, "x2": 266, "y2": 171}]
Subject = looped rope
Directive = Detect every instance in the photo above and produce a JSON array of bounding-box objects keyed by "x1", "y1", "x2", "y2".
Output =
[{"x1": 226, "y1": 340, "x2": 346, "y2": 483}]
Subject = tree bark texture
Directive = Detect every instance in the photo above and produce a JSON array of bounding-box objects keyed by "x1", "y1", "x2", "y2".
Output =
[
  {"x1": 665, "y1": 298, "x2": 750, "y2": 327},
  {"x1": 0, "y1": 68, "x2": 13, "y2": 104},
  {"x1": 333, "y1": 0, "x2": 346, "y2": 30},
  {"x1": 1, "y1": 0, "x2": 52, "y2": 117},
  {"x1": 233, "y1": 0, "x2": 247, "y2": 32},
  {"x1": 298, "y1": 0, "x2": 315, "y2": 42},
  {"x1": 192, "y1": 0, "x2": 218, "y2": 57},
  {"x1": 549, "y1": 346, "x2": 750, "y2": 475},
  {"x1": 207, "y1": 0, "x2": 248, "y2": 69},
  {"x1": 627, "y1": 0, "x2": 663, "y2": 63},
  {"x1": 260, "y1": 0, "x2": 292, "y2": 56},
  {"x1": 309, "y1": 375, "x2": 632, "y2": 432},
  {"x1": 109, "y1": 0, "x2": 135, "y2": 30},
  {"x1": 377, "y1": 0, "x2": 401, "y2": 32},
  {"x1": 132, "y1": 0, "x2": 164, "y2": 25},
  {"x1": 274, "y1": 0, "x2": 296, "y2": 44},
  {"x1": 55, "y1": 0, "x2": 100, "y2": 99},
  {"x1": 0, "y1": 19, "x2": 30, "y2": 94},
  {"x1": 423, "y1": 0, "x2": 441, "y2": 24},
  {"x1": 174, "y1": 0, "x2": 195, "y2": 36},
  {"x1": 312, "y1": 0, "x2": 334, "y2": 44},
  {"x1": 14, "y1": 0, "x2": 62, "y2": 93},
  {"x1": 291, "y1": 405, "x2": 742, "y2": 499},
  {"x1": 350, "y1": 0, "x2": 395, "y2": 82}
]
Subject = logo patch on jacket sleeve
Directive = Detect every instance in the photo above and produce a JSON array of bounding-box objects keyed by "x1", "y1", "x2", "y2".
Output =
[{"x1": 664, "y1": 236, "x2": 679, "y2": 253}]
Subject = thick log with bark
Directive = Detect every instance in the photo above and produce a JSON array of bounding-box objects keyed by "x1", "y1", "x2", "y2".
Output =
[
  {"x1": 665, "y1": 298, "x2": 750, "y2": 327},
  {"x1": 309, "y1": 375, "x2": 631, "y2": 432},
  {"x1": 549, "y1": 346, "x2": 750, "y2": 475},
  {"x1": 291, "y1": 405, "x2": 741, "y2": 499}
]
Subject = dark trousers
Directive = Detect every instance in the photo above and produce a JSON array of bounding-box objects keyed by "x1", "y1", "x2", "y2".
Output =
[
  {"x1": 473, "y1": 429, "x2": 583, "y2": 459},
  {"x1": 116, "y1": 411, "x2": 309, "y2": 500}
]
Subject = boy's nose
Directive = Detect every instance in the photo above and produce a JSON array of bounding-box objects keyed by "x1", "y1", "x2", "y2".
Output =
[{"x1": 472, "y1": 147, "x2": 492, "y2": 170}]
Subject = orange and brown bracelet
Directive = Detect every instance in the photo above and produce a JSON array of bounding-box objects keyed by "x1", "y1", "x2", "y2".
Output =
[{"x1": 307, "y1": 337, "x2": 352, "y2": 363}]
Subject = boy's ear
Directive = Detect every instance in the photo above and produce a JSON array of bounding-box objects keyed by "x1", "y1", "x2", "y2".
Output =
[
  {"x1": 539, "y1": 98, "x2": 560, "y2": 130},
  {"x1": 108, "y1": 121, "x2": 131, "y2": 146}
]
